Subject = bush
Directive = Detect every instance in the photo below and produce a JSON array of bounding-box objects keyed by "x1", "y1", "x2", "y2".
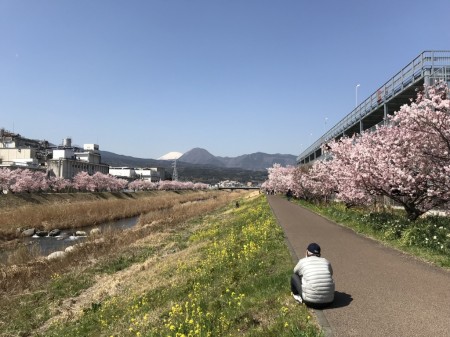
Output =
[{"x1": 401, "y1": 217, "x2": 450, "y2": 254}]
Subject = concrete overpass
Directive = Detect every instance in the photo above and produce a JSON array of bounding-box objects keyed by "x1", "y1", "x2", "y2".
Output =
[{"x1": 297, "y1": 50, "x2": 450, "y2": 165}]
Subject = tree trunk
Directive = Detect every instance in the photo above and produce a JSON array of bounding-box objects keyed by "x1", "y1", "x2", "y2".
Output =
[{"x1": 403, "y1": 203, "x2": 424, "y2": 221}]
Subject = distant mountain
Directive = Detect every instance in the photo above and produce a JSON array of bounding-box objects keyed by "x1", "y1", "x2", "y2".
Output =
[
  {"x1": 219, "y1": 152, "x2": 297, "y2": 171},
  {"x1": 178, "y1": 148, "x2": 297, "y2": 171},
  {"x1": 100, "y1": 151, "x2": 170, "y2": 168},
  {"x1": 158, "y1": 151, "x2": 183, "y2": 160},
  {"x1": 178, "y1": 148, "x2": 226, "y2": 167},
  {"x1": 100, "y1": 148, "x2": 296, "y2": 183}
]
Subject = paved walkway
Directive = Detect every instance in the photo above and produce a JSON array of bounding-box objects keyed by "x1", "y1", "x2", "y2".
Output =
[{"x1": 267, "y1": 195, "x2": 450, "y2": 337}]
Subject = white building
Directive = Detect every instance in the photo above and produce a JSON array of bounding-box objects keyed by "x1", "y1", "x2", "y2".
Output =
[
  {"x1": 109, "y1": 167, "x2": 137, "y2": 179},
  {"x1": 109, "y1": 167, "x2": 165, "y2": 183},
  {"x1": 47, "y1": 139, "x2": 109, "y2": 179},
  {"x1": 0, "y1": 129, "x2": 47, "y2": 169},
  {"x1": 218, "y1": 180, "x2": 242, "y2": 188},
  {"x1": 134, "y1": 167, "x2": 165, "y2": 182}
]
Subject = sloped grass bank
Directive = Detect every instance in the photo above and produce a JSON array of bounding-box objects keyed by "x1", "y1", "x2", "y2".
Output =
[
  {"x1": 37, "y1": 195, "x2": 321, "y2": 337},
  {"x1": 0, "y1": 190, "x2": 217, "y2": 242},
  {"x1": 295, "y1": 200, "x2": 450, "y2": 268},
  {"x1": 0, "y1": 191, "x2": 244, "y2": 335}
]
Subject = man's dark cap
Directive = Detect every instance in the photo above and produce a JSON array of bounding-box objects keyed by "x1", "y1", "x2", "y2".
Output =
[{"x1": 307, "y1": 243, "x2": 321, "y2": 256}]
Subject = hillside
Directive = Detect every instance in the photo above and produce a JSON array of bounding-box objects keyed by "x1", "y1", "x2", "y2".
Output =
[
  {"x1": 178, "y1": 148, "x2": 297, "y2": 170},
  {"x1": 99, "y1": 148, "x2": 296, "y2": 183},
  {"x1": 178, "y1": 148, "x2": 225, "y2": 167},
  {"x1": 219, "y1": 152, "x2": 297, "y2": 170},
  {"x1": 100, "y1": 151, "x2": 170, "y2": 168}
]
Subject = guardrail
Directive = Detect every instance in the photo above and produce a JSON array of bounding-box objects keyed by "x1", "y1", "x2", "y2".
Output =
[{"x1": 298, "y1": 51, "x2": 450, "y2": 163}]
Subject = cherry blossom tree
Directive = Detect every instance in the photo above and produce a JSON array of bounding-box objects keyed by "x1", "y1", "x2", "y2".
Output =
[
  {"x1": 110, "y1": 176, "x2": 128, "y2": 191},
  {"x1": 73, "y1": 172, "x2": 128, "y2": 192},
  {"x1": 48, "y1": 176, "x2": 72, "y2": 192},
  {"x1": 128, "y1": 180, "x2": 158, "y2": 191},
  {"x1": 157, "y1": 180, "x2": 209, "y2": 191},
  {"x1": 264, "y1": 164, "x2": 295, "y2": 194},
  {"x1": 6, "y1": 169, "x2": 48, "y2": 193},
  {"x1": 325, "y1": 82, "x2": 450, "y2": 220},
  {"x1": 193, "y1": 182, "x2": 209, "y2": 190},
  {"x1": 265, "y1": 83, "x2": 450, "y2": 220},
  {"x1": 292, "y1": 161, "x2": 338, "y2": 202},
  {"x1": 9, "y1": 169, "x2": 30, "y2": 193},
  {"x1": 73, "y1": 171, "x2": 95, "y2": 192},
  {"x1": 0, "y1": 168, "x2": 15, "y2": 193}
]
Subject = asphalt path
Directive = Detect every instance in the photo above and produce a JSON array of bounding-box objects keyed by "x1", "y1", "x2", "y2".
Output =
[{"x1": 267, "y1": 195, "x2": 450, "y2": 337}]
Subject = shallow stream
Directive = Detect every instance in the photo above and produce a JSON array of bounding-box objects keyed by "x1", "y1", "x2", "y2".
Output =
[{"x1": 0, "y1": 216, "x2": 139, "y2": 264}]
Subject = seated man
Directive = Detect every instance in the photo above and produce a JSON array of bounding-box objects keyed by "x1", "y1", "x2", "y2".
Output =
[{"x1": 291, "y1": 242, "x2": 335, "y2": 308}]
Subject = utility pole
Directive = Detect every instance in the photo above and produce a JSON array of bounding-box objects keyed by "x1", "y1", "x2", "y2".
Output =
[{"x1": 172, "y1": 159, "x2": 178, "y2": 181}]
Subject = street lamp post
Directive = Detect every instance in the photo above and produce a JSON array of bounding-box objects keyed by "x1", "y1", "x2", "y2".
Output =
[
  {"x1": 322, "y1": 117, "x2": 328, "y2": 143},
  {"x1": 356, "y1": 84, "x2": 360, "y2": 107}
]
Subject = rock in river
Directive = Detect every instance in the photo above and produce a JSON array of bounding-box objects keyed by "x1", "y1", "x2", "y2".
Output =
[
  {"x1": 48, "y1": 229, "x2": 61, "y2": 237},
  {"x1": 21, "y1": 228, "x2": 36, "y2": 237}
]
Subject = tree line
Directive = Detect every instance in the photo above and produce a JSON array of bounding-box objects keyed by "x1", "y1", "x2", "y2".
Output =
[
  {"x1": 263, "y1": 82, "x2": 450, "y2": 220},
  {"x1": 0, "y1": 169, "x2": 209, "y2": 193}
]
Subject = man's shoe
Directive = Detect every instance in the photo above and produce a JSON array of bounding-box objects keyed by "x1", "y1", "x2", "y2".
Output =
[{"x1": 292, "y1": 294, "x2": 303, "y2": 303}]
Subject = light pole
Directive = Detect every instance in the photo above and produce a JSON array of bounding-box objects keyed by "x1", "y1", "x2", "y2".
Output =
[
  {"x1": 356, "y1": 84, "x2": 360, "y2": 107},
  {"x1": 322, "y1": 117, "x2": 328, "y2": 142}
]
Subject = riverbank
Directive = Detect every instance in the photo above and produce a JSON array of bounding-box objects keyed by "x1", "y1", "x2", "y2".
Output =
[
  {"x1": 0, "y1": 193, "x2": 321, "y2": 337},
  {"x1": 0, "y1": 190, "x2": 219, "y2": 242},
  {"x1": 0, "y1": 190, "x2": 145, "y2": 209}
]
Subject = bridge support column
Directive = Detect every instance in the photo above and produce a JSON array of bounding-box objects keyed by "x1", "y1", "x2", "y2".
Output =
[
  {"x1": 384, "y1": 104, "x2": 388, "y2": 124},
  {"x1": 424, "y1": 68, "x2": 431, "y2": 87},
  {"x1": 359, "y1": 120, "x2": 364, "y2": 133},
  {"x1": 424, "y1": 69, "x2": 431, "y2": 97}
]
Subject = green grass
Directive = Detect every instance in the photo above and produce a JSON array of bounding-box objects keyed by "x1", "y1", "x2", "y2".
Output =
[
  {"x1": 0, "y1": 291, "x2": 51, "y2": 335},
  {"x1": 93, "y1": 246, "x2": 156, "y2": 274},
  {"x1": 1, "y1": 191, "x2": 249, "y2": 337},
  {"x1": 49, "y1": 272, "x2": 95, "y2": 299},
  {"x1": 0, "y1": 271, "x2": 95, "y2": 336},
  {"x1": 294, "y1": 199, "x2": 450, "y2": 268},
  {"x1": 39, "y1": 196, "x2": 322, "y2": 337}
]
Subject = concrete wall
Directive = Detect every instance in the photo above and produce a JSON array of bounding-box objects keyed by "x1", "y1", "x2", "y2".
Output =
[
  {"x1": 0, "y1": 148, "x2": 36, "y2": 164},
  {"x1": 47, "y1": 158, "x2": 109, "y2": 179}
]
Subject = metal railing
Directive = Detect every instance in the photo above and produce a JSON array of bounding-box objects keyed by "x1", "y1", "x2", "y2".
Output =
[{"x1": 298, "y1": 51, "x2": 450, "y2": 163}]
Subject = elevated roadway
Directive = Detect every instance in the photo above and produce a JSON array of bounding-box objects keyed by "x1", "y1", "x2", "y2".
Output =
[{"x1": 298, "y1": 50, "x2": 450, "y2": 165}]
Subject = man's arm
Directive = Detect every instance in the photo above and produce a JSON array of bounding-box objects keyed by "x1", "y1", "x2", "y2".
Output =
[
  {"x1": 293, "y1": 258, "x2": 305, "y2": 275},
  {"x1": 328, "y1": 260, "x2": 333, "y2": 276}
]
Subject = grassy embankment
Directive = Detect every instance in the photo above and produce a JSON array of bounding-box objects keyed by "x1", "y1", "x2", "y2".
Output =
[
  {"x1": 0, "y1": 190, "x2": 222, "y2": 242},
  {"x1": 1, "y1": 193, "x2": 321, "y2": 337},
  {"x1": 293, "y1": 199, "x2": 450, "y2": 269}
]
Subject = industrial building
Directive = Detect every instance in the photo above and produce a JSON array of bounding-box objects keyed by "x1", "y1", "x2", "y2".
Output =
[
  {"x1": 0, "y1": 129, "x2": 168, "y2": 184},
  {"x1": 0, "y1": 129, "x2": 49, "y2": 169},
  {"x1": 47, "y1": 139, "x2": 109, "y2": 179},
  {"x1": 0, "y1": 131, "x2": 109, "y2": 179}
]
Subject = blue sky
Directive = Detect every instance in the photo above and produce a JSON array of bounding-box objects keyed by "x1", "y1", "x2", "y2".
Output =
[{"x1": 1, "y1": 0, "x2": 449, "y2": 159}]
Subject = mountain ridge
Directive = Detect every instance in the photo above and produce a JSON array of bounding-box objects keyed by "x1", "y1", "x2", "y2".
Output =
[
  {"x1": 178, "y1": 147, "x2": 297, "y2": 171},
  {"x1": 100, "y1": 148, "x2": 296, "y2": 184}
]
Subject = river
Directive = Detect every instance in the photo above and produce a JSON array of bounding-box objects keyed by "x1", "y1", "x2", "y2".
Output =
[{"x1": 0, "y1": 216, "x2": 139, "y2": 264}]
